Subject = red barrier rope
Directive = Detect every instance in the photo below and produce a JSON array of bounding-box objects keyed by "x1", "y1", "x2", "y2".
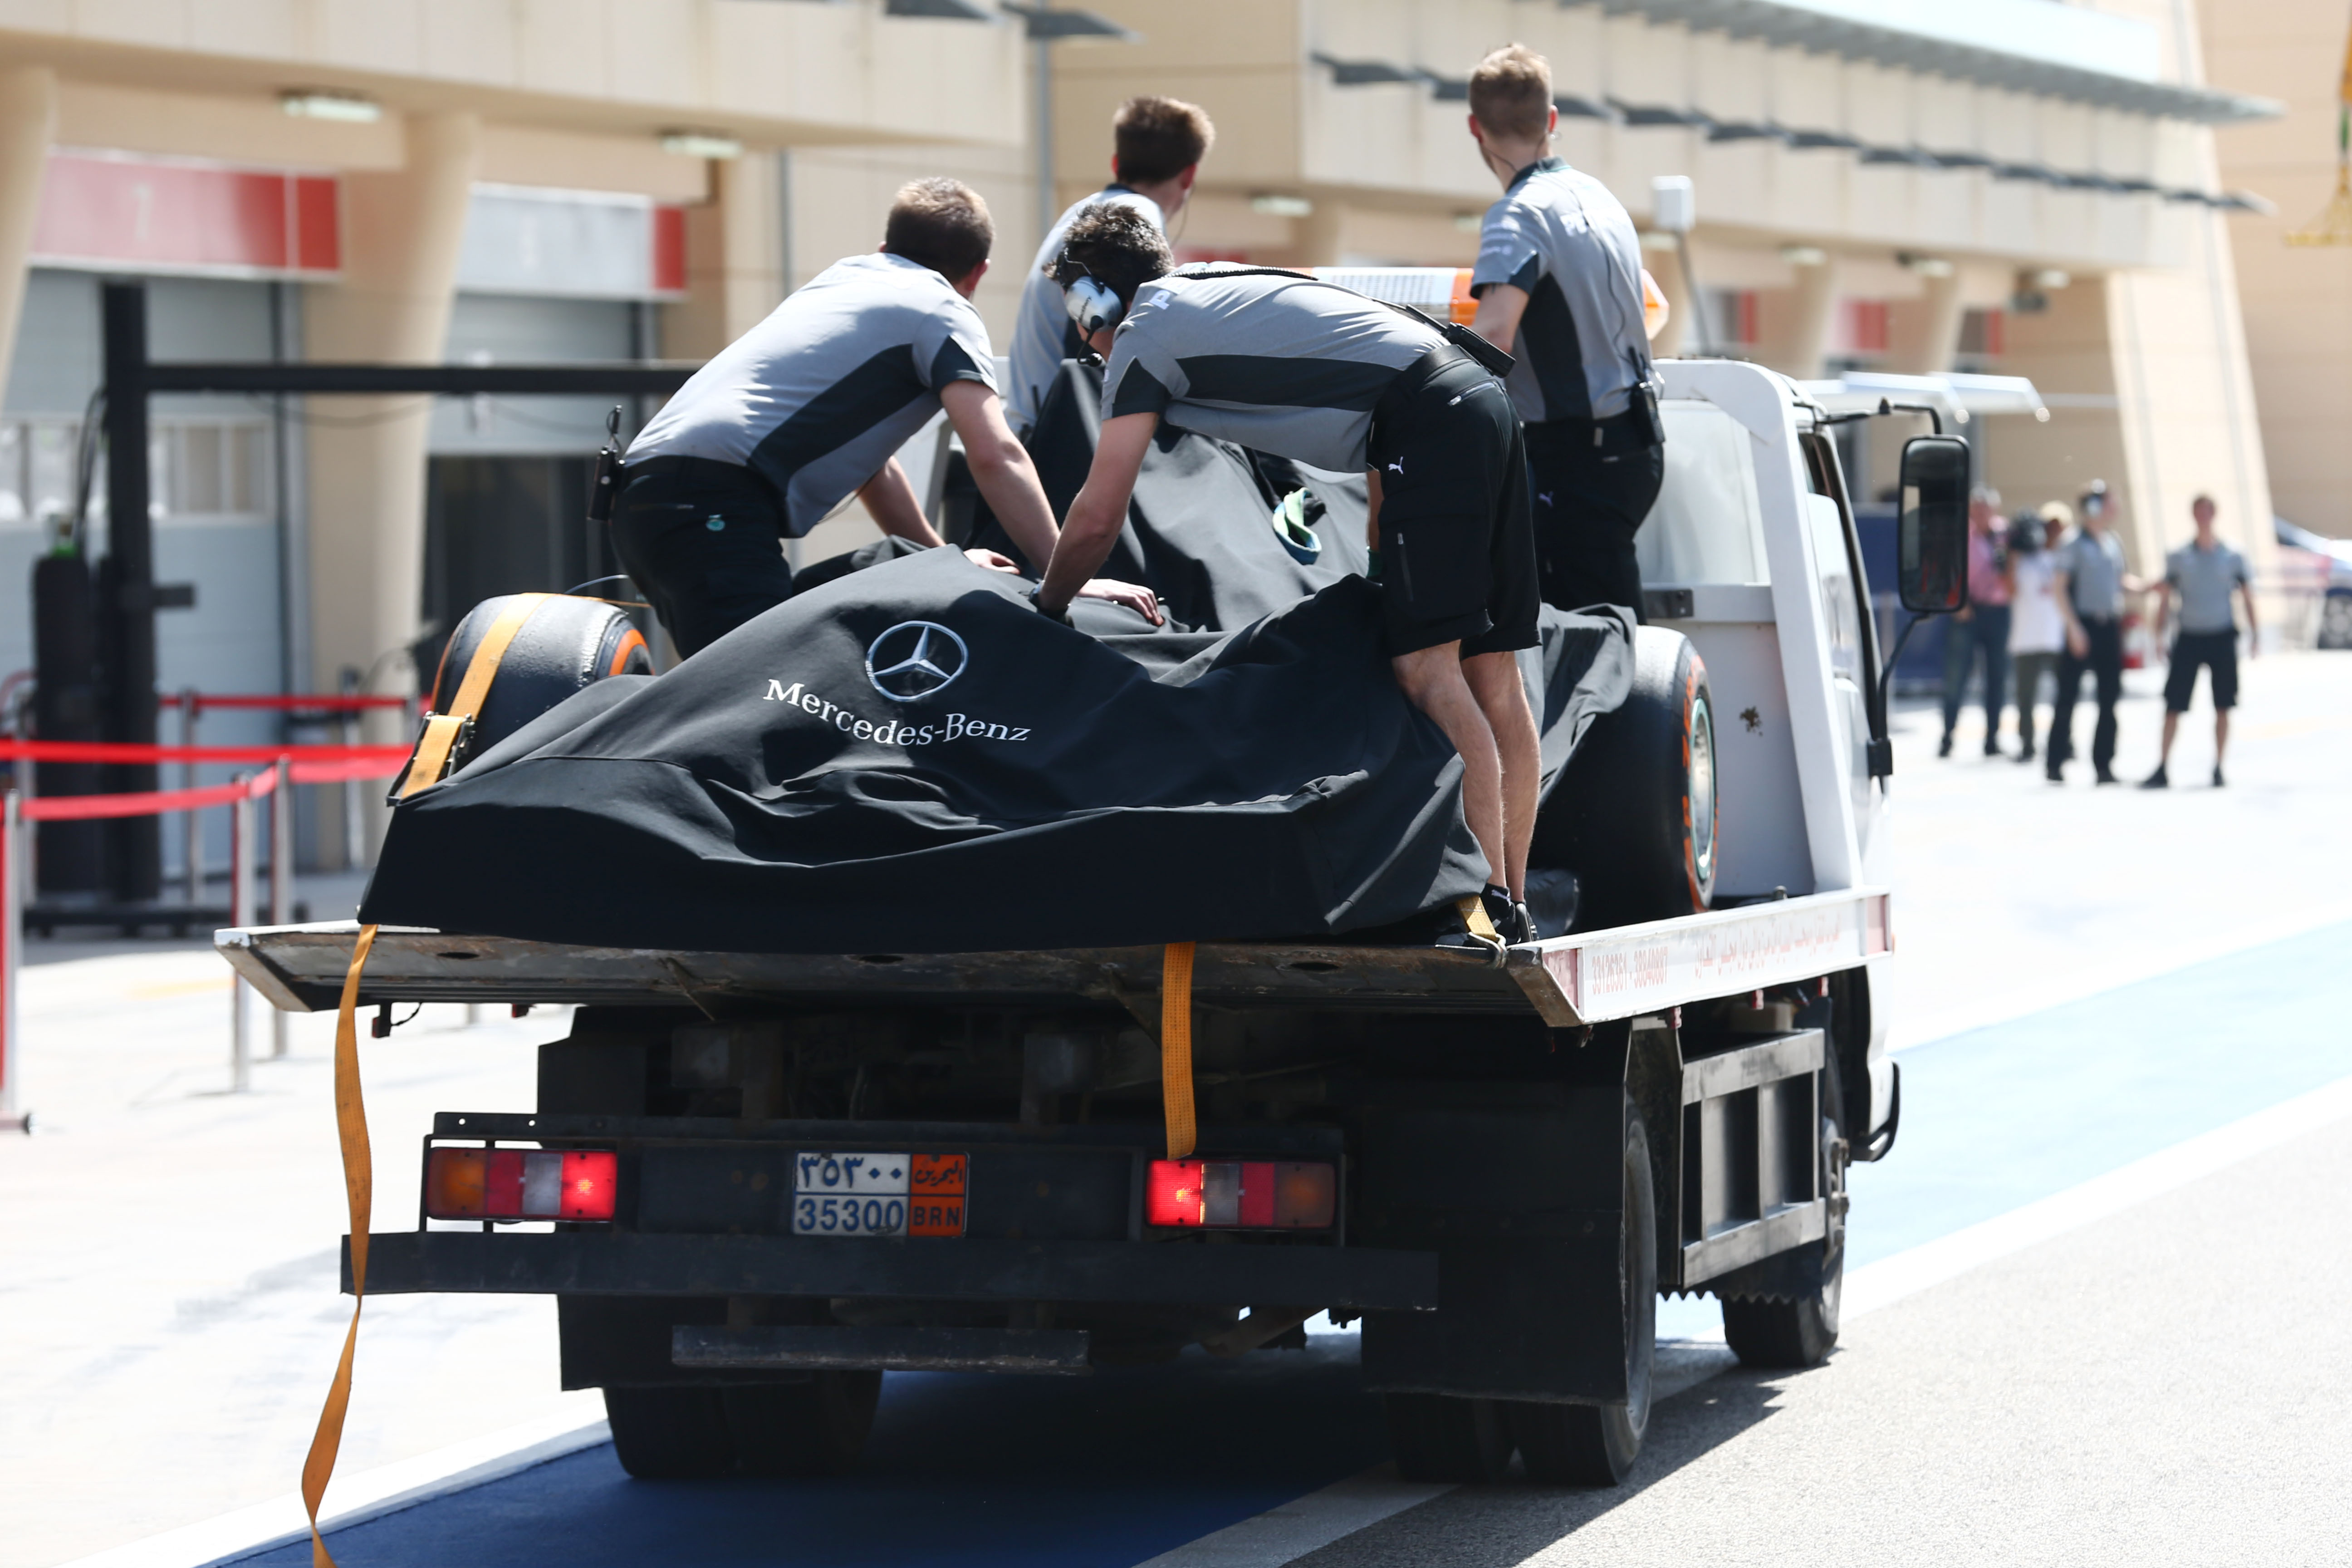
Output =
[
  {"x1": 0, "y1": 740, "x2": 413, "y2": 767},
  {"x1": 12, "y1": 753, "x2": 405, "y2": 821}
]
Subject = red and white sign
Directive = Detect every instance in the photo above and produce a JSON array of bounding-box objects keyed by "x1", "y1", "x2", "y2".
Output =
[
  {"x1": 30, "y1": 150, "x2": 340, "y2": 278},
  {"x1": 1519, "y1": 888, "x2": 1892, "y2": 1025}
]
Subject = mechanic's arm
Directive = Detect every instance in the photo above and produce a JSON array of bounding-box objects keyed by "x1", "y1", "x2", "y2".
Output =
[
  {"x1": 2240, "y1": 573, "x2": 2261, "y2": 656},
  {"x1": 856, "y1": 458, "x2": 946, "y2": 549},
  {"x1": 1469, "y1": 283, "x2": 1530, "y2": 356},
  {"x1": 939, "y1": 380, "x2": 1059, "y2": 568},
  {"x1": 2148, "y1": 580, "x2": 2171, "y2": 644},
  {"x1": 1038, "y1": 411, "x2": 1159, "y2": 617}
]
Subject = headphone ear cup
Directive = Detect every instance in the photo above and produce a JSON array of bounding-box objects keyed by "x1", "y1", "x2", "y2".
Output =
[{"x1": 1063, "y1": 275, "x2": 1122, "y2": 337}]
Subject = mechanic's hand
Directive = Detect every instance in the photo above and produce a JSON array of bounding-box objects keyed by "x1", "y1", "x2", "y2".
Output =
[
  {"x1": 963, "y1": 548, "x2": 1021, "y2": 573},
  {"x1": 1076, "y1": 578, "x2": 1164, "y2": 626},
  {"x1": 2065, "y1": 627, "x2": 2088, "y2": 659}
]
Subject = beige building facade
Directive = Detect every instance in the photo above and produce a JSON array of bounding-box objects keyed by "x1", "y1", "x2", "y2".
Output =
[{"x1": 0, "y1": 0, "x2": 2295, "y2": 860}]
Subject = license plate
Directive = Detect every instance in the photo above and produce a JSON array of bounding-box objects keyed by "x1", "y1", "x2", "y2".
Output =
[{"x1": 791, "y1": 1152, "x2": 966, "y2": 1238}]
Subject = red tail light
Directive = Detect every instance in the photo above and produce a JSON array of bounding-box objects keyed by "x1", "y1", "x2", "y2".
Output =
[
  {"x1": 1147, "y1": 1159, "x2": 1335, "y2": 1230},
  {"x1": 426, "y1": 1147, "x2": 617, "y2": 1222}
]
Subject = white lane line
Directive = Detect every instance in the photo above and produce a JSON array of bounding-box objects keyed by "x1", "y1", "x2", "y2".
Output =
[
  {"x1": 1846, "y1": 1068, "x2": 2352, "y2": 1321},
  {"x1": 1129, "y1": 1465, "x2": 1454, "y2": 1568},
  {"x1": 58, "y1": 1397, "x2": 610, "y2": 1568}
]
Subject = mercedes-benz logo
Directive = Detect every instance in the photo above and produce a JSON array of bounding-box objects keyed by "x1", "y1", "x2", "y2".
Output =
[{"x1": 865, "y1": 621, "x2": 969, "y2": 702}]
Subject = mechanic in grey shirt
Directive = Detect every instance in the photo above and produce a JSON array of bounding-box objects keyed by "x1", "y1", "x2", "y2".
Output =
[
  {"x1": 613, "y1": 178, "x2": 1155, "y2": 655},
  {"x1": 2143, "y1": 493, "x2": 2259, "y2": 789},
  {"x1": 1005, "y1": 96, "x2": 1212, "y2": 436},
  {"x1": 1029, "y1": 203, "x2": 1544, "y2": 942},
  {"x1": 2048, "y1": 481, "x2": 2153, "y2": 784},
  {"x1": 1463, "y1": 45, "x2": 1661, "y2": 616}
]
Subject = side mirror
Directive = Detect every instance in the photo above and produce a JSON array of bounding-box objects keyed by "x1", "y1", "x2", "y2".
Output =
[{"x1": 1897, "y1": 436, "x2": 1970, "y2": 614}]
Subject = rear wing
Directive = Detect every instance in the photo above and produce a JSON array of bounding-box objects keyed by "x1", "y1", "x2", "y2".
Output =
[{"x1": 215, "y1": 887, "x2": 1888, "y2": 1026}]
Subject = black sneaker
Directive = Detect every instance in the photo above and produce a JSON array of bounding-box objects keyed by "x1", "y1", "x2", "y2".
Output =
[
  {"x1": 1479, "y1": 884, "x2": 1521, "y2": 945},
  {"x1": 2138, "y1": 766, "x2": 2168, "y2": 789},
  {"x1": 1983, "y1": 740, "x2": 2002, "y2": 757},
  {"x1": 2045, "y1": 760, "x2": 2064, "y2": 783},
  {"x1": 2212, "y1": 765, "x2": 2226, "y2": 788},
  {"x1": 2095, "y1": 766, "x2": 2120, "y2": 786},
  {"x1": 1938, "y1": 734, "x2": 1954, "y2": 759},
  {"x1": 2017, "y1": 744, "x2": 2037, "y2": 764},
  {"x1": 1513, "y1": 902, "x2": 1537, "y2": 945}
]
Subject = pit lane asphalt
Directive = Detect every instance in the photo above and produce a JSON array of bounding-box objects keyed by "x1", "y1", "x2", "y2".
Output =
[{"x1": 211, "y1": 914, "x2": 2352, "y2": 1568}]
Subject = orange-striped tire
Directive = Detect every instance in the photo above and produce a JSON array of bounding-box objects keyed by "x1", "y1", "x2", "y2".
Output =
[{"x1": 427, "y1": 593, "x2": 652, "y2": 761}]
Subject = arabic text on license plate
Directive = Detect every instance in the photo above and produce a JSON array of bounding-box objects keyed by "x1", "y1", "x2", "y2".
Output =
[{"x1": 791, "y1": 1152, "x2": 967, "y2": 1237}]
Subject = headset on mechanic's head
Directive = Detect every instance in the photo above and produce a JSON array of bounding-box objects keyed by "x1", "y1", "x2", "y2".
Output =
[{"x1": 1062, "y1": 267, "x2": 1125, "y2": 339}]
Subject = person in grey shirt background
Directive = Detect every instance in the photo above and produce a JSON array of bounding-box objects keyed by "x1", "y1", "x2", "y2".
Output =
[
  {"x1": 1462, "y1": 44, "x2": 1661, "y2": 617},
  {"x1": 1004, "y1": 96, "x2": 1213, "y2": 437},
  {"x1": 2048, "y1": 480, "x2": 2155, "y2": 784},
  {"x1": 613, "y1": 178, "x2": 1156, "y2": 656},
  {"x1": 2142, "y1": 494, "x2": 2259, "y2": 789}
]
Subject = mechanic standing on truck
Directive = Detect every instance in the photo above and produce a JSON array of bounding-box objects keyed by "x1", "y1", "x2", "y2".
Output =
[
  {"x1": 1029, "y1": 205, "x2": 1543, "y2": 941},
  {"x1": 1462, "y1": 44, "x2": 1663, "y2": 618},
  {"x1": 611, "y1": 177, "x2": 1158, "y2": 656},
  {"x1": 1005, "y1": 96, "x2": 1214, "y2": 439}
]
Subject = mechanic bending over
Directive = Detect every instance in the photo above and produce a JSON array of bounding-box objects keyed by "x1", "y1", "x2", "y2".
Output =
[
  {"x1": 1005, "y1": 94, "x2": 1214, "y2": 440},
  {"x1": 1030, "y1": 204, "x2": 1543, "y2": 942},
  {"x1": 1463, "y1": 44, "x2": 1664, "y2": 618},
  {"x1": 612, "y1": 177, "x2": 1158, "y2": 657}
]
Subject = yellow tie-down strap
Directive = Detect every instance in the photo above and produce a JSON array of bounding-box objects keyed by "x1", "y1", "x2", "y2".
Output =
[
  {"x1": 395, "y1": 593, "x2": 549, "y2": 801},
  {"x1": 300, "y1": 924, "x2": 378, "y2": 1568},
  {"x1": 1162, "y1": 942, "x2": 1196, "y2": 1160}
]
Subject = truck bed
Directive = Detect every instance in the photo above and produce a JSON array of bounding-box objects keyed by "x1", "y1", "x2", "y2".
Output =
[{"x1": 216, "y1": 887, "x2": 1889, "y2": 1025}]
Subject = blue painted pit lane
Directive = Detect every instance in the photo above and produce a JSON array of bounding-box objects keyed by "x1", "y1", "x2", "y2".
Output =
[{"x1": 232, "y1": 919, "x2": 2352, "y2": 1568}]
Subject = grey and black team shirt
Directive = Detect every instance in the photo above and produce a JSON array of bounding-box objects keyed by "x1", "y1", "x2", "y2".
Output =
[
  {"x1": 1470, "y1": 157, "x2": 1651, "y2": 425},
  {"x1": 1099, "y1": 268, "x2": 1443, "y2": 472},
  {"x1": 1007, "y1": 186, "x2": 1163, "y2": 434},
  {"x1": 2059, "y1": 528, "x2": 2128, "y2": 620},
  {"x1": 2165, "y1": 539, "x2": 2250, "y2": 634},
  {"x1": 627, "y1": 252, "x2": 996, "y2": 534}
]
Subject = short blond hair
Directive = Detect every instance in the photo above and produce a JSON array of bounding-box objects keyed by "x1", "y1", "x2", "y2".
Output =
[
  {"x1": 882, "y1": 177, "x2": 994, "y2": 280},
  {"x1": 1469, "y1": 43, "x2": 1553, "y2": 142},
  {"x1": 1113, "y1": 96, "x2": 1215, "y2": 186}
]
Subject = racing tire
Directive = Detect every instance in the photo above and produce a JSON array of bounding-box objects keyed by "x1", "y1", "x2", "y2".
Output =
[
  {"x1": 723, "y1": 1372, "x2": 883, "y2": 1478},
  {"x1": 1384, "y1": 1394, "x2": 1515, "y2": 1484},
  {"x1": 604, "y1": 1387, "x2": 735, "y2": 1480},
  {"x1": 1532, "y1": 626, "x2": 1716, "y2": 929},
  {"x1": 1507, "y1": 1093, "x2": 1657, "y2": 1486},
  {"x1": 428, "y1": 593, "x2": 652, "y2": 758},
  {"x1": 1722, "y1": 1067, "x2": 1847, "y2": 1370}
]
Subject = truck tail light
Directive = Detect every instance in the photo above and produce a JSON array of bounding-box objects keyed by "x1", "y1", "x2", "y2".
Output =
[
  {"x1": 1147, "y1": 1160, "x2": 1335, "y2": 1230},
  {"x1": 426, "y1": 1147, "x2": 617, "y2": 1222}
]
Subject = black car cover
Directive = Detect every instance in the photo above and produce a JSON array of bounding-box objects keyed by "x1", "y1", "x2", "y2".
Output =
[{"x1": 358, "y1": 544, "x2": 1633, "y2": 953}]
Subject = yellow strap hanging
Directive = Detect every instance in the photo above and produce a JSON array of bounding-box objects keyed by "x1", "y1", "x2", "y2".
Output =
[
  {"x1": 300, "y1": 923, "x2": 378, "y2": 1568},
  {"x1": 1161, "y1": 942, "x2": 1196, "y2": 1160},
  {"x1": 395, "y1": 594, "x2": 550, "y2": 800}
]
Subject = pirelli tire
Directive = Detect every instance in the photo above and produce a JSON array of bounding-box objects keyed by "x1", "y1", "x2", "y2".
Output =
[
  {"x1": 1534, "y1": 625, "x2": 1717, "y2": 929},
  {"x1": 429, "y1": 593, "x2": 653, "y2": 758}
]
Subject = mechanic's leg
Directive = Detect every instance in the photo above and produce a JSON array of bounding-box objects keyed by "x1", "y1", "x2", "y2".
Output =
[
  {"x1": 2091, "y1": 624, "x2": 2124, "y2": 776},
  {"x1": 2157, "y1": 709, "x2": 2181, "y2": 765},
  {"x1": 1461, "y1": 650, "x2": 1539, "y2": 900},
  {"x1": 1391, "y1": 643, "x2": 1509, "y2": 895},
  {"x1": 2215, "y1": 707, "x2": 2230, "y2": 766}
]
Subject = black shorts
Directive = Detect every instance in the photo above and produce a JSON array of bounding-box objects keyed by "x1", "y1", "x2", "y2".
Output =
[
  {"x1": 2164, "y1": 629, "x2": 2239, "y2": 712},
  {"x1": 1367, "y1": 351, "x2": 1540, "y2": 658},
  {"x1": 608, "y1": 456, "x2": 796, "y2": 658}
]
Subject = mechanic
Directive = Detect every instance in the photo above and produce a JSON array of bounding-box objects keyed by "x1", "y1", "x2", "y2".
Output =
[
  {"x1": 1461, "y1": 44, "x2": 1663, "y2": 617},
  {"x1": 1029, "y1": 203, "x2": 1542, "y2": 942},
  {"x1": 612, "y1": 177, "x2": 1158, "y2": 657},
  {"x1": 1005, "y1": 95, "x2": 1214, "y2": 440}
]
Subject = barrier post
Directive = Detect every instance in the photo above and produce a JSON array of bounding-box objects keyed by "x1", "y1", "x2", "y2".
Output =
[
  {"x1": 339, "y1": 671, "x2": 364, "y2": 872},
  {"x1": 1, "y1": 789, "x2": 25, "y2": 1132},
  {"x1": 230, "y1": 775, "x2": 253, "y2": 1093},
  {"x1": 181, "y1": 687, "x2": 202, "y2": 906},
  {"x1": 270, "y1": 757, "x2": 291, "y2": 1059}
]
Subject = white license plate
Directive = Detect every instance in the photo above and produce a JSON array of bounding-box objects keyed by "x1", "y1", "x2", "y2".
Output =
[{"x1": 789, "y1": 1151, "x2": 967, "y2": 1238}]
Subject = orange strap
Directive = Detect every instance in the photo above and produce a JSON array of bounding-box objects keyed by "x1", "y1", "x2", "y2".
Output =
[
  {"x1": 1161, "y1": 942, "x2": 1196, "y2": 1159},
  {"x1": 300, "y1": 924, "x2": 378, "y2": 1568},
  {"x1": 395, "y1": 594, "x2": 549, "y2": 800}
]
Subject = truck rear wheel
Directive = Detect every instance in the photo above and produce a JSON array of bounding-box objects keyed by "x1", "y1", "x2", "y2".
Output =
[
  {"x1": 604, "y1": 1387, "x2": 734, "y2": 1480},
  {"x1": 1384, "y1": 1393, "x2": 1515, "y2": 1484},
  {"x1": 1507, "y1": 1094, "x2": 1657, "y2": 1486},
  {"x1": 1532, "y1": 626, "x2": 1716, "y2": 928},
  {"x1": 725, "y1": 1372, "x2": 883, "y2": 1477}
]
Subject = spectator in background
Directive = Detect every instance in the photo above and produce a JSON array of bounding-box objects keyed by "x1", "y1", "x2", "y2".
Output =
[
  {"x1": 2048, "y1": 480, "x2": 2154, "y2": 784},
  {"x1": 1939, "y1": 485, "x2": 2013, "y2": 758},
  {"x1": 2008, "y1": 501, "x2": 2068, "y2": 764},
  {"x1": 2142, "y1": 494, "x2": 2259, "y2": 789}
]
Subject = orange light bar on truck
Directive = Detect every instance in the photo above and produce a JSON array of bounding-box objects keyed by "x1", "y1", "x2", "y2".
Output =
[
  {"x1": 426, "y1": 1147, "x2": 617, "y2": 1222},
  {"x1": 1147, "y1": 1159, "x2": 1335, "y2": 1230}
]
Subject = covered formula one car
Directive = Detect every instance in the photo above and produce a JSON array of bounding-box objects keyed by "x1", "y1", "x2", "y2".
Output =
[{"x1": 358, "y1": 368, "x2": 1686, "y2": 953}]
